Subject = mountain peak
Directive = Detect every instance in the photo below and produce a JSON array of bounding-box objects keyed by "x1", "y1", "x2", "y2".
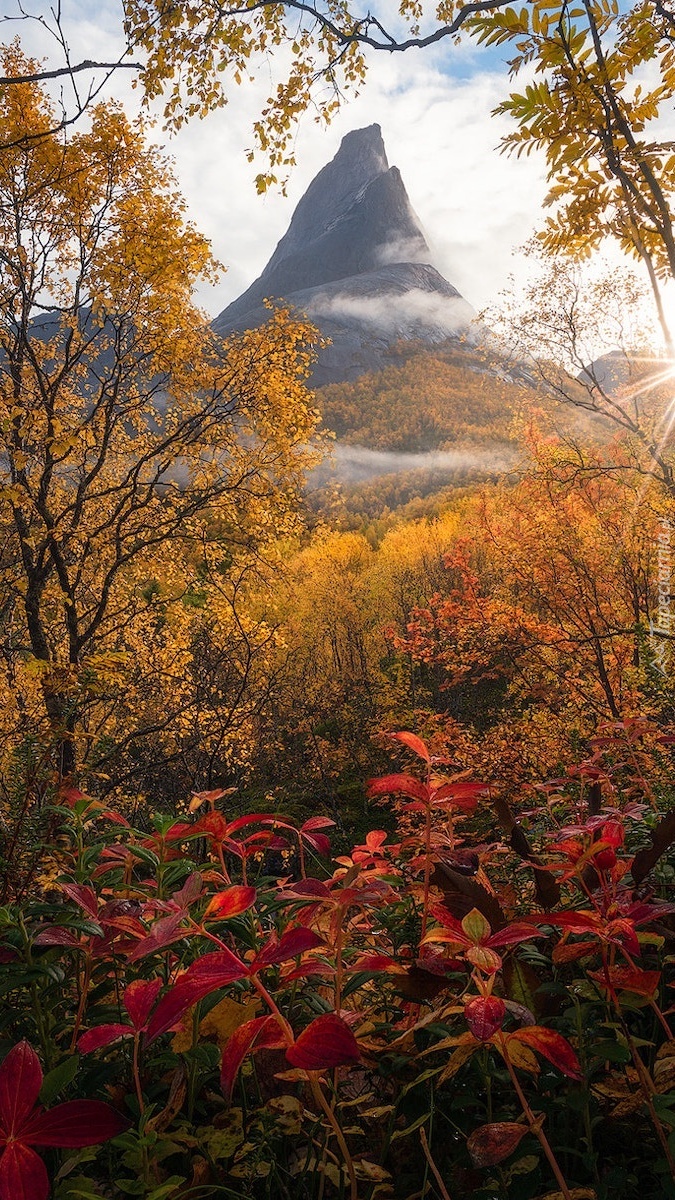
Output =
[
  {"x1": 262, "y1": 124, "x2": 390, "y2": 262},
  {"x1": 214, "y1": 125, "x2": 476, "y2": 384}
]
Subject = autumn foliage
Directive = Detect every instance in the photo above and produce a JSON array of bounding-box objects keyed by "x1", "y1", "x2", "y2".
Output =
[
  {"x1": 0, "y1": 724, "x2": 674, "y2": 1200},
  {"x1": 1, "y1": 27, "x2": 675, "y2": 1200}
]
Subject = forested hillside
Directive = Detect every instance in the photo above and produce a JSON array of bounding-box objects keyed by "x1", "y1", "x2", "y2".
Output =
[{"x1": 316, "y1": 342, "x2": 527, "y2": 451}]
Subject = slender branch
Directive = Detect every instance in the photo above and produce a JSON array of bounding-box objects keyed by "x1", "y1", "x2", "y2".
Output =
[{"x1": 0, "y1": 60, "x2": 141, "y2": 84}]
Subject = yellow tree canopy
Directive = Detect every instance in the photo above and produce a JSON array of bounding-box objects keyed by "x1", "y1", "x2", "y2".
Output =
[{"x1": 0, "y1": 44, "x2": 322, "y2": 780}]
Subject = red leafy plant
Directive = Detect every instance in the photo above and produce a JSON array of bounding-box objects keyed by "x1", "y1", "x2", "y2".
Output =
[
  {"x1": 366, "y1": 731, "x2": 489, "y2": 942},
  {"x1": 3, "y1": 725, "x2": 675, "y2": 1199},
  {"x1": 0, "y1": 1041, "x2": 127, "y2": 1200}
]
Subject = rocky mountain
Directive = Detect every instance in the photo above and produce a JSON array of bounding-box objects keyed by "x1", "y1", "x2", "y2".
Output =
[{"x1": 213, "y1": 124, "x2": 478, "y2": 387}]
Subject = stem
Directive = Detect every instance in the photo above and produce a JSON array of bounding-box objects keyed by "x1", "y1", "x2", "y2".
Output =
[
  {"x1": 296, "y1": 832, "x2": 307, "y2": 880},
  {"x1": 249, "y1": 973, "x2": 294, "y2": 1040},
  {"x1": 191, "y1": 920, "x2": 294, "y2": 1041},
  {"x1": 20, "y1": 918, "x2": 51, "y2": 1064},
  {"x1": 602, "y1": 952, "x2": 675, "y2": 1178},
  {"x1": 30, "y1": 981, "x2": 51, "y2": 1065},
  {"x1": 187, "y1": 1005, "x2": 200, "y2": 1122},
  {"x1": 572, "y1": 995, "x2": 599, "y2": 1185},
  {"x1": 132, "y1": 1033, "x2": 145, "y2": 1114},
  {"x1": 70, "y1": 956, "x2": 92, "y2": 1052},
  {"x1": 335, "y1": 920, "x2": 344, "y2": 1013},
  {"x1": 216, "y1": 843, "x2": 232, "y2": 884},
  {"x1": 649, "y1": 997, "x2": 674, "y2": 1042},
  {"x1": 308, "y1": 1072, "x2": 357, "y2": 1200},
  {"x1": 625, "y1": 1031, "x2": 675, "y2": 1178},
  {"x1": 421, "y1": 800, "x2": 433, "y2": 945},
  {"x1": 419, "y1": 1126, "x2": 453, "y2": 1200},
  {"x1": 500, "y1": 1038, "x2": 573, "y2": 1200}
]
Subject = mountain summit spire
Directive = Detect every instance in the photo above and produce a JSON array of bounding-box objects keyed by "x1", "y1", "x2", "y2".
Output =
[{"x1": 214, "y1": 125, "x2": 475, "y2": 385}]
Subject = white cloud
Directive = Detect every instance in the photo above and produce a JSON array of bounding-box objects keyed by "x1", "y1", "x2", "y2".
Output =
[
  {"x1": 373, "y1": 235, "x2": 431, "y2": 268},
  {"x1": 306, "y1": 288, "x2": 476, "y2": 339}
]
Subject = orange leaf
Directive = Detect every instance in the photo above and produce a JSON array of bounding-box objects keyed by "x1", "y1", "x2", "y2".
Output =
[
  {"x1": 203, "y1": 886, "x2": 257, "y2": 921},
  {"x1": 389, "y1": 731, "x2": 430, "y2": 761},
  {"x1": 467, "y1": 1122, "x2": 529, "y2": 1167},
  {"x1": 509, "y1": 1027, "x2": 582, "y2": 1080}
]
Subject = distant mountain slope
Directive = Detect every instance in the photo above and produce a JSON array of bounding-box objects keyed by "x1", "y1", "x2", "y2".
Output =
[
  {"x1": 316, "y1": 341, "x2": 526, "y2": 452},
  {"x1": 306, "y1": 339, "x2": 616, "y2": 518},
  {"x1": 306, "y1": 340, "x2": 524, "y2": 510}
]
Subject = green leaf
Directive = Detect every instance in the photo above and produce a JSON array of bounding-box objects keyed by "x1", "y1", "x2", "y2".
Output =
[
  {"x1": 127, "y1": 845, "x2": 160, "y2": 868},
  {"x1": 146, "y1": 1179, "x2": 186, "y2": 1200},
  {"x1": 57, "y1": 1184, "x2": 106, "y2": 1200},
  {"x1": 589, "y1": 1040, "x2": 631, "y2": 1064},
  {"x1": 461, "y1": 908, "x2": 491, "y2": 942},
  {"x1": 40, "y1": 1054, "x2": 80, "y2": 1104},
  {"x1": 391, "y1": 1112, "x2": 431, "y2": 1140},
  {"x1": 196, "y1": 1112, "x2": 245, "y2": 1160},
  {"x1": 508, "y1": 1155, "x2": 539, "y2": 1175}
]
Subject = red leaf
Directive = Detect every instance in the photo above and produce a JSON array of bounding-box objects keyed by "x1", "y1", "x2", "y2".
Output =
[
  {"x1": 467, "y1": 1122, "x2": 529, "y2": 1168},
  {"x1": 0, "y1": 1141, "x2": 49, "y2": 1200},
  {"x1": 588, "y1": 966, "x2": 661, "y2": 997},
  {"x1": 220, "y1": 1015, "x2": 283, "y2": 1101},
  {"x1": 283, "y1": 878, "x2": 332, "y2": 899},
  {"x1": 100, "y1": 810, "x2": 130, "y2": 827},
  {"x1": 145, "y1": 949, "x2": 247, "y2": 1043},
  {"x1": 508, "y1": 1027, "x2": 581, "y2": 1080},
  {"x1": 432, "y1": 781, "x2": 487, "y2": 812},
  {"x1": 489, "y1": 924, "x2": 544, "y2": 949},
  {"x1": 389, "y1": 731, "x2": 431, "y2": 761},
  {"x1": 163, "y1": 822, "x2": 194, "y2": 842},
  {"x1": 285, "y1": 1014, "x2": 360, "y2": 1071},
  {"x1": 302, "y1": 832, "x2": 332, "y2": 856},
  {"x1": 194, "y1": 811, "x2": 229, "y2": 842},
  {"x1": 351, "y1": 954, "x2": 404, "y2": 972},
  {"x1": 465, "y1": 996, "x2": 506, "y2": 1041},
  {"x1": 301, "y1": 817, "x2": 336, "y2": 832},
  {"x1": 280, "y1": 961, "x2": 335, "y2": 982},
  {"x1": 60, "y1": 883, "x2": 98, "y2": 919},
  {"x1": 366, "y1": 774, "x2": 430, "y2": 803},
  {"x1": 59, "y1": 786, "x2": 87, "y2": 806},
  {"x1": 0, "y1": 1042, "x2": 42, "y2": 1132},
  {"x1": 429, "y1": 904, "x2": 468, "y2": 938},
  {"x1": 190, "y1": 787, "x2": 231, "y2": 808},
  {"x1": 527, "y1": 911, "x2": 600, "y2": 935},
  {"x1": 226, "y1": 813, "x2": 280, "y2": 835},
  {"x1": 602, "y1": 820, "x2": 625, "y2": 848},
  {"x1": 33, "y1": 928, "x2": 81, "y2": 947},
  {"x1": 127, "y1": 912, "x2": 185, "y2": 962},
  {"x1": 170, "y1": 872, "x2": 204, "y2": 911},
  {"x1": 123, "y1": 978, "x2": 164, "y2": 1031},
  {"x1": 552, "y1": 941, "x2": 596, "y2": 964},
  {"x1": 21, "y1": 1100, "x2": 129, "y2": 1147},
  {"x1": 203, "y1": 886, "x2": 257, "y2": 921},
  {"x1": 78, "y1": 1024, "x2": 132, "y2": 1054},
  {"x1": 253, "y1": 927, "x2": 323, "y2": 969}
]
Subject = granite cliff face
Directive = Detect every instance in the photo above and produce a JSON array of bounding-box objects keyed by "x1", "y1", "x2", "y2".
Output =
[{"x1": 213, "y1": 124, "x2": 477, "y2": 386}]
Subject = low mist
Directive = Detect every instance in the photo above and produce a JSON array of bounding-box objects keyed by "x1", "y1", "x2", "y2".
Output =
[{"x1": 309, "y1": 442, "x2": 518, "y2": 486}]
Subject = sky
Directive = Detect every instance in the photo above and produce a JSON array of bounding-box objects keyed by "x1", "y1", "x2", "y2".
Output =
[
  {"x1": 171, "y1": 56, "x2": 552, "y2": 320},
  {"x1": 4, "y1": 0, "x2": 558, "y2": 321}
]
